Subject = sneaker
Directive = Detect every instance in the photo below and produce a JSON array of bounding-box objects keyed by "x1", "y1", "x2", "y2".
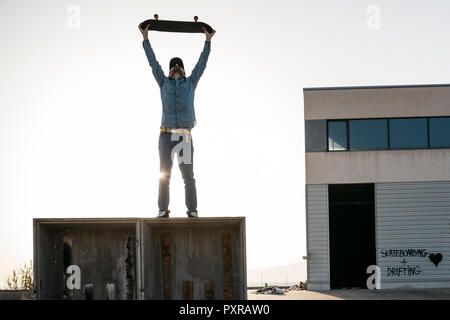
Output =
[
  {"x1": 187, "y1": 210, "x2": 198, "y2": 218},
  {"x1": 157, "y1": 210, "x2": 170, "y2": 218}
]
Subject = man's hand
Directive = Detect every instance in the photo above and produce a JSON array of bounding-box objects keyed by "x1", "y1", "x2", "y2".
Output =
[
  {"x1": 202, "y1": 27, "x2": 216, "y2": 41},
  {"x1": 139, "y1": 23, "x2": 150, "y2": 40}
]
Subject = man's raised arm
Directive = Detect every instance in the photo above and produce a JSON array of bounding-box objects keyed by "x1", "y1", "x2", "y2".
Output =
[
  {"x1": 139, "y1": 23, "x2": 165, "y2": 87},
  {"x1": 190, "y1": 27, "x2": 216, "y2": 88}
]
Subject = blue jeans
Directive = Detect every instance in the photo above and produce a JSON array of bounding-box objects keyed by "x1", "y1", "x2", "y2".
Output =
[{"x1": 158, "y1": 131, "x2": 197, "y2": 213}]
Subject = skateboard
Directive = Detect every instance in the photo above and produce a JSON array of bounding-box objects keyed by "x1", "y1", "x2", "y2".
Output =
[{"x1": 140, "y1": 14, "x2": 214, "y2": 34}]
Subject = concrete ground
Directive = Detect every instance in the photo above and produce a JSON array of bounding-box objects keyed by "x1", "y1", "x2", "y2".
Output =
[
  {"x1": 247, "y1": 288, "x2": 450, "y2": 300},
  {"x1": 2, "y1": 289, "x2": 449, "y2": 300}
]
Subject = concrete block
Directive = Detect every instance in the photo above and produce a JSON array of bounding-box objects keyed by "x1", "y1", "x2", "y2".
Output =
[
  {"x1": 33, "y1": 218, "x2": 140, "y2": 300},
  {"x1": 140, "y1": 217, "x2": 247, "y2": 300},
  {"x1": 33, "y1": 217, "x2": 247, "y2": 300}
]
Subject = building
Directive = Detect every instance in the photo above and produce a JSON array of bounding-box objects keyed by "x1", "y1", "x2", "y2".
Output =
[{"x1": 303, "y1": 84, "x2": 450, "y2": 290}]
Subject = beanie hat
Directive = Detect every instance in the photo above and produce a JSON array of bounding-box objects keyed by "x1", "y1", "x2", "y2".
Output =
[{"x1": 169, "y1": 57, "x2": 184, "y2": 70}]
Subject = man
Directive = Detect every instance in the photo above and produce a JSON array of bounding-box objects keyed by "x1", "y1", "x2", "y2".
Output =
[{"x1": 139, "y1": 22, "x2": 216, "y2": 218}]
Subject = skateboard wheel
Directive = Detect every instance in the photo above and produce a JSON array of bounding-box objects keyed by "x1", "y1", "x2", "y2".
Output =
[
  {"x1": 154, "y1": 14, "x2": 159, "y2": 20},
  {"x1": 194, "y1": 16, "x2": 198, "y2": 22}
]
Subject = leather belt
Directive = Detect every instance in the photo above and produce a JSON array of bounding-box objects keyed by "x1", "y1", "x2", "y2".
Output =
[
  {"x1": 160, "y1": 128, "x2": 191, "y2": 133},
  {"x1": 160, "y1": 127, "x2": 192, "y2": 143}
]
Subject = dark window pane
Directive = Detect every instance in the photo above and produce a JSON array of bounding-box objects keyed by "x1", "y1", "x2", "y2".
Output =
[
  {"x1": 349, "y1": 119, "x2": 388, "y2": 150},
  {"x1": 328, "y1": 121, "x2": 347, "y2": 151},
  {"x1": 430, "y1": 117, "x2": 450, "y2": 148},
  {"x1": 389, "y1": 118, "x2": 428, "y2": 149}
]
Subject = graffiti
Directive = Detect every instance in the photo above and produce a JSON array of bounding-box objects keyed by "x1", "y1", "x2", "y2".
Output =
[
  {"x1": 387, "y1": 265, "x2": 422, "y2": 277},
  {"x1": 380, "y1": 249, "x2": 429, "y2": 258},
  {"x1": 429, "y1": 253, "x2": 443, "y2": 267},
  {"x1": 381, "y1": 248, "x2": 444, "y2": 277}
]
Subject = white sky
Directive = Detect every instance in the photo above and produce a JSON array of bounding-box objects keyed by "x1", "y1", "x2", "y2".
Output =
[{"x1": 1, "y1": 0, "x2": 450, "y2": 286}]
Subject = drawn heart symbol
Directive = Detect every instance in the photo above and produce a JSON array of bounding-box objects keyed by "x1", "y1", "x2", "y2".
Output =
[{"x1": 428, "y1": 253, "x2": 443, "y2": 267}]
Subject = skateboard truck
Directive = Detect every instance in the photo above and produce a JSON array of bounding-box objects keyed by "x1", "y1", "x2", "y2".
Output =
[
  {"x1": 154, "y1": 14, "x2": 197, "y2": 22},
  {"x1": 155, "y1": 14, "x2": 197, "y2": 22}
]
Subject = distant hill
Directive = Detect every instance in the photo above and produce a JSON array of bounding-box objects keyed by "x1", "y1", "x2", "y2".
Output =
[{"x1": 247, "y1": 261, "x2": 307, "y2": 287}]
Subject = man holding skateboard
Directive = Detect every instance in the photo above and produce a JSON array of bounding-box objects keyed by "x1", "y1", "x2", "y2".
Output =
[{"x1": 139, "y1": 22, "x2": 215, "y2": 218}]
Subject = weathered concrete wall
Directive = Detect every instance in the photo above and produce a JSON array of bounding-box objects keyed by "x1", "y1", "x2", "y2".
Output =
[
  {"x1": 34, "y1": 217, "x2": 247, "y2": 300},
  {"x1": 305, "y1": 149, "x2": 450, "y2": 184},
  {"x1": 34, "y1": 219, "x2": 139, "y2": 300},
  {"x1": 304, "y1": 85, "x2": 450, "y2": 120},
  {"x1": 141, "y1": 218, "x2": 247, "y2": 300}
]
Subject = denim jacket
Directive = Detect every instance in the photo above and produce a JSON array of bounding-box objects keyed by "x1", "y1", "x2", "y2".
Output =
[{"x1": 142, "y1": 39, "x2": 211, "y2": 128}]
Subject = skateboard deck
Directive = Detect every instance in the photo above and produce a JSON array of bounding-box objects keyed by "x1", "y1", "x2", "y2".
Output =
[{"x1": 140, "y1": 14, "x2": 214, "y2": 34}]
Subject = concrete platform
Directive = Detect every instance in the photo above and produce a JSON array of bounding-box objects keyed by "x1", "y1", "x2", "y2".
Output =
[
  {"x1": 34, "y1": 218, "x2": 140, "y2": 300},
  {"x1": 34, "y1": 217, "x2": 246, "y2": 300},
  {"x1": 248, "y1": 288, "x2": 450, "y2": 300},
  {"x1": 140, "y1": 218, "x2": 247, "y2": 300}
]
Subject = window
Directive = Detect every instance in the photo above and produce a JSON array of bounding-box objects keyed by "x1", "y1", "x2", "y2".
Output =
[
  {"x1": 327, "y1": 117, "x2": 450, "y2": 152},
  {"x1": 328, "y1": 121, "x2": 347, "y2": 151},
  {"x1": 389, "y1": 118, "x2": 428, "y2": 149},
  {"x1": 429, "y1": 117, "x2": 450, "y2": 148},
  {"x1": 349, "y1": 119, "x2": 388, "y2": 150}
]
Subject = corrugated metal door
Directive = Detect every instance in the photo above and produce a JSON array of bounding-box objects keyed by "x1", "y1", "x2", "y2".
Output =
[
  {"x1": 306, "y1": 184, "x2": 330, "y2": 290},
  {"x1": 376, "y1": 181, "x2": 450, "y2": 289}
]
